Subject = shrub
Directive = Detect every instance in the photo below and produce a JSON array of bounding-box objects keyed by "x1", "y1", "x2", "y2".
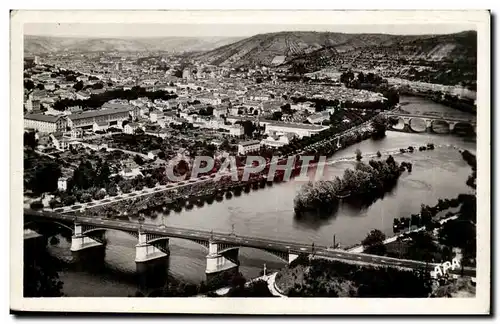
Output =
[
  {"x1": 49, "y1": 198, "x2": 62, "y2": 209},
  {"x1": 30, "y1": 200, "x2": 44, "y2": 209},
  {"x1": 80, "y1": 193, "x2": 92, "y2": 203},
  {"x1": 62, "y1": 195, "x2": 77, "y2": 206},
  {"x1": 107, "y1": 186, "x2": 118, "y2": 196},
  {"x1": 93, "y1": 190, "x2": 106, "y2": 200}
]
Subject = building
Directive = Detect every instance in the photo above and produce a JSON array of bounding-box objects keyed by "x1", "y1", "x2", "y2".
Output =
[
  {"x1": 24, "y1": 56, "x2": 37, "y2": 68},
  {"x1": 57, "y1": 177, "x2": 68, "y2": 191},
  {"x1": 93, "y1": 121, "x2": 109, "y2": 132},
  {"x1": 24, "y1": 114, "x2": 68, "y2": 133},
  {"x1": 25, "y1": 97, "x2": 41, "y2": 113},
  {"x1": 49, "y1": 133, "x2": 73, "y2": 151},
  {"x1": 150, "y1": 111, "x2": 164, "y2": 123},
  {"x1": 238, "y1": 140, "x2": 261, "y2": 155},
  {"x1": 260, "y1": 120, "x2": 328, "y2": 139},
  {"x1": 213, "y1": 106, "x2": 227, "y2": 118},
  {"x1": 307, "y1": 111, "x2": 331, "y2": 124},
  {"x1": 123, "y1": 122, "x2": 142, "y2": 135},
  {"x1": 148, "y1": 149, "x2": 163, "y2": 160},
  {"x1": 261, "y1": 133, "x2": 295, "y2": 148},
  {"x1": 229, "y1": 126, "x2": 244, "y2": 137},
  {"x1": 182, "y1": 69, "x2": 193, "y2": 80},
  {"x1": 67, "y1": 105, "x2": 132, "y2": 130}
]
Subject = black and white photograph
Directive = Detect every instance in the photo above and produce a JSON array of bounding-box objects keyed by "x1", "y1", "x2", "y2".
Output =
[{"x1": 10, "y1": 10, "x2": 490, "y2": 314}]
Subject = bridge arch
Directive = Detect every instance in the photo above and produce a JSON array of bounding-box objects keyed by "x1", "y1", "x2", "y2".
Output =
[
  {"x1": 24, "y1": 220, "x2": 74, "y2": 234},
  {"x1": 408, "y1": 117, "x2": 426, "y2": 133},
  {"x1": 452, "y1": 122, "x2": 475, "y2": 135},
  {"x1": 391, "y1": 117, "x2": 406, "y2": 130},
  {"x1": 431, "y1": 120, "x2": 450, "y2": 134},
  {"x1": 217, "y1": 245, "x2": 291, "y2": 263}
]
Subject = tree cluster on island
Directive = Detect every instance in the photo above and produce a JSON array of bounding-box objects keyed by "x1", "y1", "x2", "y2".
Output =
[{"x1": 294, "y1": 155, "x2": 412, "y2": 214}]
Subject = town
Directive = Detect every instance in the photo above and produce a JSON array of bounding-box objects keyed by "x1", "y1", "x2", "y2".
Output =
[{"x1": 22, "y1": 26, "x2": 478, "y2": 301}]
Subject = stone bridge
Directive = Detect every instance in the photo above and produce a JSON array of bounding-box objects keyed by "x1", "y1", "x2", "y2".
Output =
[{"x1": 384, "y1": 112, "x2": 476, "y2": 135}]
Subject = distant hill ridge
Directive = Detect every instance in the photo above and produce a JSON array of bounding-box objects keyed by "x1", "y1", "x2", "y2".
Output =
[
  {"x1": 192, "y1": 30, "x2": 477, "y2": 68},
  {"x1": 24, "y1": 35, "x2": 245, "y2": 54}
]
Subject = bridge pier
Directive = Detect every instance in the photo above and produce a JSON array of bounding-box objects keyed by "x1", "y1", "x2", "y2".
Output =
[
  {"x1": 135, "y1": 231, "x2": 169, "y2": 263},
  {"x1": 70, "y1": 223, "x2": 106, "y2": 271},
  {"x1": 70, "y1": 223, "x2": 103, "y2": 252},
  {"x1": 449, "y1": 122, "x2": 457, "y2": 133},
  {"x1": 425, "y1": 119, "x2": 433, "y2": 133},
  {"x1": 135, "y1": 231, "x2": 170, "y2": 289},
  {"x1": 205, "y1": 240, "x2": 239, "y2": 286}
]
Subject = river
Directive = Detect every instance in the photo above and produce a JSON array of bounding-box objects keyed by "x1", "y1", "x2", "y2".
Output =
[{"x1": 45, "y1": 96, "x2": 477, "y2": 297}]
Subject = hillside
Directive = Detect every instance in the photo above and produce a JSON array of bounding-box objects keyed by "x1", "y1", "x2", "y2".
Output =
[
  {"x1": 24, "y1": 35, "x2": 244, "y2": 54},
  {"x1": 192, "y1": 31, "x2": 477, "y2": 69}
]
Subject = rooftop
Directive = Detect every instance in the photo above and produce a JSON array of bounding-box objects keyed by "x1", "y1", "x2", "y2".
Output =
[
  {"x1": 239, "y1": 140, "x2": 261, "y2": 146},
  {"x1": 24, "y1": 113, "x2": 63, "y2": 123},
  {"x1": 68, "y1": 106, "x2": 132, "y2": 121},
  {"x1": 262, "y1": 120, "x2": 327, "y2": 130}
]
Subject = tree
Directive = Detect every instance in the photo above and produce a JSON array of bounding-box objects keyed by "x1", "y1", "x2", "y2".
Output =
[
  {"x1": 24, "y1": 249, "x2": 63, "y2": 297},
  {"x1": 439, "y1": 219, "x2": 476, "y2": 251},
  {"x1": 71, "y1": 160, "x2": 95, "y2": 190},
  {"x1": 24, "y1": 131, "x2": 37, "y2": 149},
  {"x1": 27, "y1": 160, "x2": 62, "y2": 194},
  {"x1": 340, "y1": 71, "x2": 355, "y2": 86},
  {"x1": 371, "y1": 115, "x2": 388, "y2": 139},
  {"x1": 49, "y1": 198, "x2": 62, "y2": 209},
  {"x1": 386, "y1": 155, "x2": 395, "y2": 166},
  {"x1": 93, "y1": 190, "x2": 106, "y2": 200},
  {"x1": 357, "y1": 72, "x2": 365, "y2": 84},
  {"x1": 355, "y1": 148, "x2": 362, "y2": 161},
  {"x1": 95, "y1": 161, "x2": 111, "y2": 187},
  {"x1": 272, "y1": 111, "x2": 283, "y2": 120},
  {"x1": 134, "y1": 155, "x2": 145, "y2": 166},
  {"x1": 145, "y1": 176, "x2": 156, "y2": 188},
  {"x1": 62, "y1": 195, "x2": 77, "y2": 206},
  {"x1": 119, "y1": 180, "x2": 133, "y2": 194},
  {"x1": 107, "y1": 185, "x2": 118, "y2": 196},
  {"x1": 73, "y1": 81, "x2": 84, "y2": 92},
  {"x1": 407, "y1": 232, "x2": 438, "y2": 263},
  {"x1": 362, "y1": 229, "x2": 387, "y2": 256},
  {"x1": 237, "y1": 120, "x2": 256, "y2": 137},
  {"x1": 24, "y1": 79, "x2": 35, "y2": 91},
  {"x1": 30, "y1": 200, "x2": 44, "y2": 209}
]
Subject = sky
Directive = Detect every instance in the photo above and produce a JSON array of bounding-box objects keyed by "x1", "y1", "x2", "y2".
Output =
[{"x1": 24, "y1": 23, "x2": 475, "y2": 38}]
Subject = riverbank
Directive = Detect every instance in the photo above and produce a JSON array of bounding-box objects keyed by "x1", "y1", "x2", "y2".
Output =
[{"x1": 274, "y1": 255, "x2": 435, "y2": 297}]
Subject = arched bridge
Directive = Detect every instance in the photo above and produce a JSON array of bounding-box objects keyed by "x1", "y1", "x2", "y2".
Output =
[
  {"x1": 23, "y1": 209, "x2": 476, "y2": 278},
  {"x1": 384, "y1": 112, "x2": 476, "y2": 134}
]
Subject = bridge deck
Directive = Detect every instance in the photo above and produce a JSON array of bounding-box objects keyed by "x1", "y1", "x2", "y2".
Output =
[{"x1": 24, "y1": 209, "x2": 476, "y2": 277}]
